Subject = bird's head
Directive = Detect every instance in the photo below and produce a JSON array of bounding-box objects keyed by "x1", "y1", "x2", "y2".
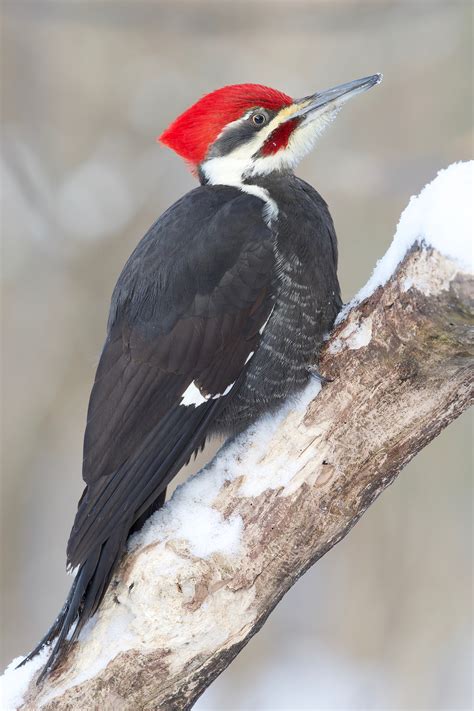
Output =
[{"x1": 159, "y1": 74, "x2": 382, "y2": 185}]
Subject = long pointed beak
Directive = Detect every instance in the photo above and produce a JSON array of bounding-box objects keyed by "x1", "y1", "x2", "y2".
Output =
[{"x1": 289, "y1": 73, "x2": 382, "y2": 121}]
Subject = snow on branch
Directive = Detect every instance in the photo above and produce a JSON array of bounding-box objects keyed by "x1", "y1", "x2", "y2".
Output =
[
  {"x1": 2, "y1": 161, "x2": 473, "y2": 711},
  {"x1": 339, "y1": 160, "x2": 473, "y2": 320}
]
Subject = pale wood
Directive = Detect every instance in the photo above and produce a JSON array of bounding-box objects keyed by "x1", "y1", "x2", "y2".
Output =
[{"x1": 20, "y1": 244, "x2": 473, "y2": 711}]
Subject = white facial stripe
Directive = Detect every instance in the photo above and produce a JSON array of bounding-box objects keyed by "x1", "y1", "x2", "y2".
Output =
[
  {"x1": 202, "y1": 102, "x2": 340, "y2": 187},
  {"x1": 203, "y1": 106, "x2": 298, "y2": 184},
  {"x1": 202, "y1": 109, "x2": 290, "y2": 224},
  {"x1": 248, "y1": 105, "x2": 340, "y2": 177}
]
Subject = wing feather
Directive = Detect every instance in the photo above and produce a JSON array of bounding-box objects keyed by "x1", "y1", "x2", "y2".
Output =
[{"x1": 68, "y1": 186, "x2": 275, "y2": 567}]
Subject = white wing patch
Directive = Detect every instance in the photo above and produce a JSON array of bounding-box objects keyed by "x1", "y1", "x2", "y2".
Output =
[
  {"x1": 211, "y1": 381, "x2": 235, "y2": 399},
  {"x1": 181, "y1": 382, "x2": 207, "y2": 407},
  {"x1": 181, "y1": 307, "x2": 274, "y2": 408},
  {"x1": 259, "y1": 306, "x2": 275, "y2": 335},
  {"x1": 181, "y1": 380, "x2": 236, "y2": 407}
]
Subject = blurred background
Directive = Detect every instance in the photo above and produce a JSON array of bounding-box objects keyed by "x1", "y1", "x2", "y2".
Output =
[{"x1": 1, "y1": 1, "x2": 472, "y2": 709}]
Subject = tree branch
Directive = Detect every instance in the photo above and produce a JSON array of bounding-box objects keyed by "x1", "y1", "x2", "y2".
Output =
[
  {"x1": 3, "y1": 162, "x2": 472, "y2": 710},
  {"x1": 13, "y1": 241, "x2": 472, "y2": 711}
]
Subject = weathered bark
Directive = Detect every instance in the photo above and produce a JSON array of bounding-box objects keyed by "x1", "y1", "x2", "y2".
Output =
[{"x1": 20, "y1": 244, "x2": 473, "y2": 711}]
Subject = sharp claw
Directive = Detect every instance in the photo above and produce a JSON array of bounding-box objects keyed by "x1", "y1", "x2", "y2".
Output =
[{"x1": 307, "y1": 366, "x2": 333, "y2": 384}]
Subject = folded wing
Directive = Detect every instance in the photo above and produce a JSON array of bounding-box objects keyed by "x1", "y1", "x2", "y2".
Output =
[{"x1": 67, "y1": 185, "x2": 275, "y2": 569}]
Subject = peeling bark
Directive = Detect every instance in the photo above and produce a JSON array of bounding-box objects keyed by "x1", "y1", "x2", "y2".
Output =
[{"x1": 20, "y1": 245, "x2": 473, "y2": 711}]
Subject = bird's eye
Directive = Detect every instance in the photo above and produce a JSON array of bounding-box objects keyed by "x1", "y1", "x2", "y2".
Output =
[{"x1": 252, "y1": 113, "x2": 267, "y2": 126}]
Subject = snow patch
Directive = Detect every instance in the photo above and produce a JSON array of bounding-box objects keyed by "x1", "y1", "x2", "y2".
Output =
[
  {"x1": 36, "y1": 609, "x2": 136, "y2": 708},
  {"x1": 130, "y1": 483, "x2": 243, "y2": 559},
  {"x1": 329, "y1": 315, "x2": 373, "y2": 354},
  {"x1": 338, "y1": 161, "x2": 473, "y2": 321},
  {"x1": 131, "y1": 378, "x2": 322, "y2": 555},
  {"x1": 0, "y1": 647, "x2": 50, "y2": 711},
  {"x1": 203, "y1": 378, "x2": 322, "y2": 499}
]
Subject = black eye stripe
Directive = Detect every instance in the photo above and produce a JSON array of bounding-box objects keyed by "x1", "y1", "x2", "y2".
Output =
[{"x1": 205, "y1": 109, "x2": 277, "y2": 159}]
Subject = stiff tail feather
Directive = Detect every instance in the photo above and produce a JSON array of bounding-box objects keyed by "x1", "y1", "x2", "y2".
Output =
[
  {"x1": 19, "y1": 399, "x2": 224, "y2": 683},
  {"x1": 17, "y1": 530, "x2": 124, "y2": 684}
]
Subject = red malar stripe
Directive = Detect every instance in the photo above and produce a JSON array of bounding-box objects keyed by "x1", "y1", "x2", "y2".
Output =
[{"x1": 261, "y1": 119, "x2": 299, "y2": 156}]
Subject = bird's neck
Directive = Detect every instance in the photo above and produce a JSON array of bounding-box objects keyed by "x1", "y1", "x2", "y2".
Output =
[
  {"x1": 199, "y1": 160, "x2": 295, "y2": 226},
  {"x1": 199, "y1": 155, "x2": 250, "y2": 188},
  {"x1": 199, "y1": 156, "x2": 293, "y2": 187}
]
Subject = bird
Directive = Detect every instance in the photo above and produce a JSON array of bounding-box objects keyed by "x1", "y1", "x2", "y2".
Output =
[{"x1": 21, "y1": 73, "x2": 381, "y2": 681}]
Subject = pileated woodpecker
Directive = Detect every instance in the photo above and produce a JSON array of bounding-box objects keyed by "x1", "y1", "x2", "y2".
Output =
[{"x1": 23, "y1": 73, "x2": 381, "y2": 680}]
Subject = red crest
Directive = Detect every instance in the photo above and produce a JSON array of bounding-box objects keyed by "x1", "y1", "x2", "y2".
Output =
[{"x1": 159, "y1": 84, "x2": 293, "y2": 165}]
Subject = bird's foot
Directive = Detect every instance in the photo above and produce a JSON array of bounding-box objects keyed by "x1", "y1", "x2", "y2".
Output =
[{"x1": 307, "y1": 365, "x2": 333, "y2": 384}]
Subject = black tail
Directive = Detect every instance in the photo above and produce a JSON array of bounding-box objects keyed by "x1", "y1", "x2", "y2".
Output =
[
  {"x1": 17, "y1": 523, "x2": 133, "y2": 684},
  {"x1": 20, "y1": 399, "x2": 224, "y2": 683}
]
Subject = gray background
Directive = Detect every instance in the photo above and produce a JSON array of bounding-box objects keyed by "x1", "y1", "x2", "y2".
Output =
[{"x1": 1, "y1": 1, "x2": 472, "y2": 708}]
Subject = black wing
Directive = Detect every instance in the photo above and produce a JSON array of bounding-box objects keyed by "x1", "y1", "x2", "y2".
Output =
[
  {"x1": 24, "y1": 186, "x2": 276, "y2": 681},
  {"x1": 67, "y1": 185, "x2": 275, "y2": 568},
  {"x1": 24, "y1": 186, "x2": 275, "y2": 680}
]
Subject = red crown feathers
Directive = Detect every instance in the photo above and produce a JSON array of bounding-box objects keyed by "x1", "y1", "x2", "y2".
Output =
[{"x1": 159, "y1": 84, "x2": 293, "y2": 166}]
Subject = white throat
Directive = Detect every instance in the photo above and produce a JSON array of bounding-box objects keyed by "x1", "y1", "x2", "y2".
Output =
[{"x1": 202, "y1": 157, "x2": 279, "y2": 227}]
